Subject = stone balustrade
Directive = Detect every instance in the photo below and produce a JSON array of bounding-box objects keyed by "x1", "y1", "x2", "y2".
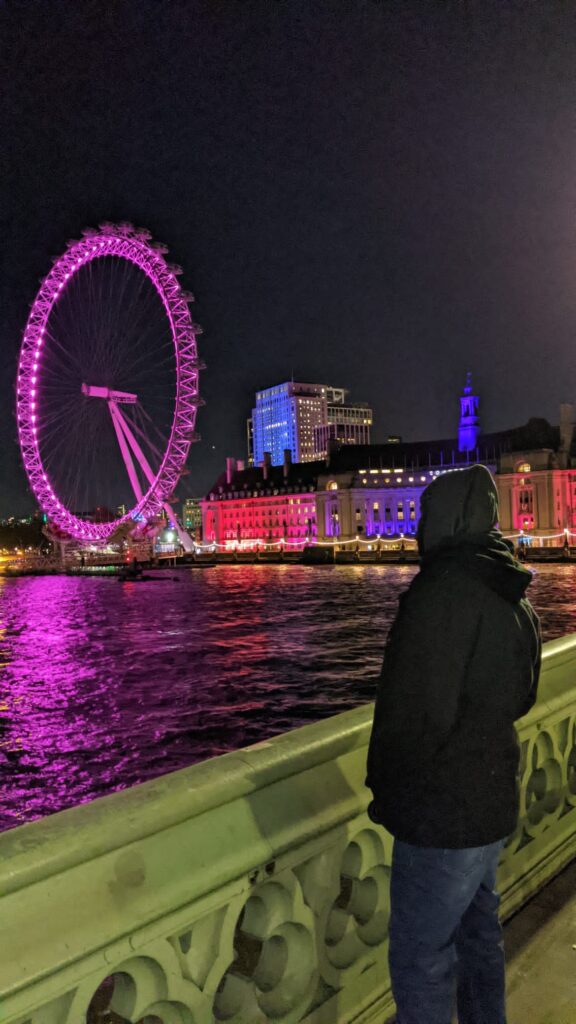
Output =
[{"x1": 2, "y1": 634, "x2": 576, "y2": 1024}]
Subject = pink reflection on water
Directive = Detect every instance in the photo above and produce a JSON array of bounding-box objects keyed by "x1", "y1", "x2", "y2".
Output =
[
  {"x1": 0, "y1": 576, "x2": 132, "y2": 827},
  {"x1": 1, "y1": 562, "x2": 572, "y2": 833},
  {"x1": 1, "y1": 565, "x2": 404, "y2": 830}
]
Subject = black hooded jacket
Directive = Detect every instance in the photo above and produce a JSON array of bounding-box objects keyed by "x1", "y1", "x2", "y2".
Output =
[{"x1": 366, "y1": 465, "x2": 541, "y2": 848}]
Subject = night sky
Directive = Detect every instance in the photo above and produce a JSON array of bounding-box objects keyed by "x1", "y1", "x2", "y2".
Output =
[{"x1": 3, "y1": 1, "x2": 576, "y2": 516}]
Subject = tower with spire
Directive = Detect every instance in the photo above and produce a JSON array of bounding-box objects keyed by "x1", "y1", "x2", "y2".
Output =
[{"x1": 458, "y1": 372, "x2": 480, "y2": 453}]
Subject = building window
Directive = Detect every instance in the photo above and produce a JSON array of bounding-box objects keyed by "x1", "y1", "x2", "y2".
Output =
[
  {"x1": 518, "y1": 489, "x2": 534, "y2": 515},
  {"x1": 516, "y1": 462, "x2": 531, "y2": 473}
]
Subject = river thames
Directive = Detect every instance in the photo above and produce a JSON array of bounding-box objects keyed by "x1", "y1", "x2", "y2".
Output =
[{"x1": 0, "y1": 563, "x2": 574, "y2": 831}]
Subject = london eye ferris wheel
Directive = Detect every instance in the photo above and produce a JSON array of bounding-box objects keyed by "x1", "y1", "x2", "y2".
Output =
[{"x1": 16, "y1": 223, "x2": 203, "y2": 546}]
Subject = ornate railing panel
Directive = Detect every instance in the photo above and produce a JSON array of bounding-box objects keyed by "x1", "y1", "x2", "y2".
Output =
[{"x1": 2, "y1": 635, "x2": 576, "y2": 1024}]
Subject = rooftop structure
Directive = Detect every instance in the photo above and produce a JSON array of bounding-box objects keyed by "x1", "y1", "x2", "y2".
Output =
[
  {"x1": 458, "y1": 371, "x2": 480, "y2": 452},
  {"x1": 250, "y1": 381, "x2": 372, "y2": 466}
]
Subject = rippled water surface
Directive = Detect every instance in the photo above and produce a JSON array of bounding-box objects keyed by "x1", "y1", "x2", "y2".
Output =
[{"x1": 0, "y1": 563, "x2": 574, "y2": 830}]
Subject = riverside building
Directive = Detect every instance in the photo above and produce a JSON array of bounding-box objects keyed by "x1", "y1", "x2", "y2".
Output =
[
  {"x1": 315, "y1": 434, "x2": 499, "y2": 543},
  {"x1": 496, "y1": 404, "x2": 576, "y2": 545},
  {"x1": 249, "y1": 381, "x2": 372, "y2": 467},
  {"x1": 206, "y1": 376, "x2": 576, "y2": 550},
  {"x1": 182, "y1": 497, "x2": 203, "y2": 539},
  {"x1": 202, "y1": 451, "x2": 319, "y2": 549}
]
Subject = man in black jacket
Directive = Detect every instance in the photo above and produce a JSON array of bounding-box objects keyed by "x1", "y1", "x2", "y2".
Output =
[{"x1": 366, "y1": 464, "x2": 541, "y2": 1024}]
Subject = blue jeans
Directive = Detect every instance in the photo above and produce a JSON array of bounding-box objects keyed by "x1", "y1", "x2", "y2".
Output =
[{"x1": 389, "y1": 838, "x2": 506, "y2": 1024}]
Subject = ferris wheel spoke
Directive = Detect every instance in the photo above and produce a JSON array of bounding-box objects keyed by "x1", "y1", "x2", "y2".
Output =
[
  {"x1": 42, "y1": 407, "x2": 94, "y2": 446},
  {"x1": 122, "y1": 408, "x2": 165, "y2": 469},
  {"x1": 109, "y1": 314, "x2": 172, "y2": 384},
  {"x1": 83, "y1": 264, "x2": 107, "y2": 373},
  {"x1": 43, "y1": 419, "x2": 112, "y2": 508},
  {"x1": 101, "y1": 259, "x2": 148, "y2": 354},
  {"x1": 50, "y1": 416, "x2": 120, "y2": 515},
  {"x1": 119, "y1": 348, "x2": 175, "y2": 384},
  {"x1": 101, "y1": 262, "x2": 132, "y2": 371},
  {"x1": 39, "y1": 405, "x2": 83, "y2": 437},
  {"x1": 134, "y1": 400, "x2": 172, "y2": 452},
  {"x1": 113, "y1": 265, "x2": 151, "y2": 343},
  {"x1": 87, "y1": 269, "x2": 169, "y2": 388},
  {"x1": 84, "y1": 268, "x2": 117, "y2": 379},
  {"x1": 92, "y1": 259, "x2": 112, "y2": 362},
  {"x1": 45, "y1": 389, "x2": 98, "y2": 440},
  {"x1": 42, "y1": 326, "x2": 85, "y2": 380},
  {"x1": 39, "y1": 389, "x2": 79, "y2": 415},
  {"x1": 41, "y1": 412, "x2": 100, "y2": 472},
  {"x1": 40, "y1": 390, "x2": 86, "y2": 425},
  {"x1": 114, "y1": 347, "x2": 175, "y2": 390}
]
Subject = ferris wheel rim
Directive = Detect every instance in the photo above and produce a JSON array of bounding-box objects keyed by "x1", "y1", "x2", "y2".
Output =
[{"x1": 16, "y1": 225, "x2": 201, "y2": 543}]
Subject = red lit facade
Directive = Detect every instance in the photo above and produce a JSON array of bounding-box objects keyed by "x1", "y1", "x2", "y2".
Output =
[{"x1": 202, "y1": 458, "x2": 318, "y2": 549}]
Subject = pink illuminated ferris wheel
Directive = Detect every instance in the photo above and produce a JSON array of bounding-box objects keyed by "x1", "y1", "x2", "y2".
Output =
[{"x1": 16, "y1": 223, "x2": 203, "y2": 545}]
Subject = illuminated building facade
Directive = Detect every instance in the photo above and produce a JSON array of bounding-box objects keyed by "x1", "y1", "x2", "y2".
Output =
[
  {"x1": 458, "y1": 372, "x2": 480, "y2": 452},
  {"x1": 202, "y1": 452, "x2": 319, "y2": 549},
  {"x1": 315, "y1": 439, "x2": 498, "y2": 542},
  {"x1": 209, "y1": 379, "x2": 576, "y2": 551},
  {"x1": 250, "y1": 381, "x2": 372, "y2": 466},
  {"x1": 314, "y1": 392, "x2": 372, "y2": 458},
  {"x1": 496, "y1": 405, "x2": 576, "y2": 545},
  {"x1": 251, "y1": 382, "x2": 325, "y2": 466},
  {"x1": 317, "y1": 409, "x2": 576, "y2": 548},
  {"x1": 182, "y1": 497, "x2": 203, "y2": 538}
]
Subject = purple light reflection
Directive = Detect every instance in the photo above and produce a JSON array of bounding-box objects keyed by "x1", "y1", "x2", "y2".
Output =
[{"x1": 0, "y1": 564, "x2": 573, "y2": 832}]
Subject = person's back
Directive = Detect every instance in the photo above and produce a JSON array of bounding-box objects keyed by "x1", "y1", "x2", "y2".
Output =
[{"x1": 366, "y1": 464, "x2": 541, "y2": 1024}]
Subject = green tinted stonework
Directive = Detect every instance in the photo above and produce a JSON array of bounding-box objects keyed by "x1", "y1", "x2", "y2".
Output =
[{"x1": 2, "y1": 635, "x2": 576, "y2": 1024}]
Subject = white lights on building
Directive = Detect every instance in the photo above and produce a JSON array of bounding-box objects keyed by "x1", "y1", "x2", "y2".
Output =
[{"x1": 250, "y1": 381, "x2": 373, "y2": 466}]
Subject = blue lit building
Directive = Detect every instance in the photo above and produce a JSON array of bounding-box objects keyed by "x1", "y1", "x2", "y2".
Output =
[
  {"x1": 458, "y1": 372, "x2": 480, "y2": 452},
  {"x1": 251, "y1": 382, "x2": 372, "y2": 466},
  {"x1": 251, "y1": 382, "x2": 324, "y2": 466}
]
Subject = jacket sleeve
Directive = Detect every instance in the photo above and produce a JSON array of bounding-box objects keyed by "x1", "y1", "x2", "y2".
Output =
[
  {"x1": 516, "y1": 601, "x2": 542, "y2": 718},
  {"x1": 366, "y1": 575, "x2": 481, "y2": 785}
]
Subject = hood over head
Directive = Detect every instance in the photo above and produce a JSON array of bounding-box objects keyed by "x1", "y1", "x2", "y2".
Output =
[
  {"x1": 417, "y1": 464, "x2": 533, "y2": 602},
  {"x1": 417, "y1": 464, "x2": 498, "y2": 553}
]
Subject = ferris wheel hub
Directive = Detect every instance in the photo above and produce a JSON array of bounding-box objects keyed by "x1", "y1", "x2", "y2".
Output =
[{"x1": 81, "y1": 384, "x2": 138, "y2": 404}]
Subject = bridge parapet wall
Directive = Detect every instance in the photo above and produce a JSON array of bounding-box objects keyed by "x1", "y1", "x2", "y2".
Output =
[{"x1": 2, "y1": 635, "x2": 576, "y2": 1024}]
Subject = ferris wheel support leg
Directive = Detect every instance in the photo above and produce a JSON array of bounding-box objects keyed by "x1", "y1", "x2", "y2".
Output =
[
  {"x1": 161, "y1": 502, "x2": 195, "y2": 553},
  {"x1": 109, "y1": 403, "x2": 144, "y2": 503},
  {"x1": 112, "y1": 404, "x2": 195, "y2": 553}
]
